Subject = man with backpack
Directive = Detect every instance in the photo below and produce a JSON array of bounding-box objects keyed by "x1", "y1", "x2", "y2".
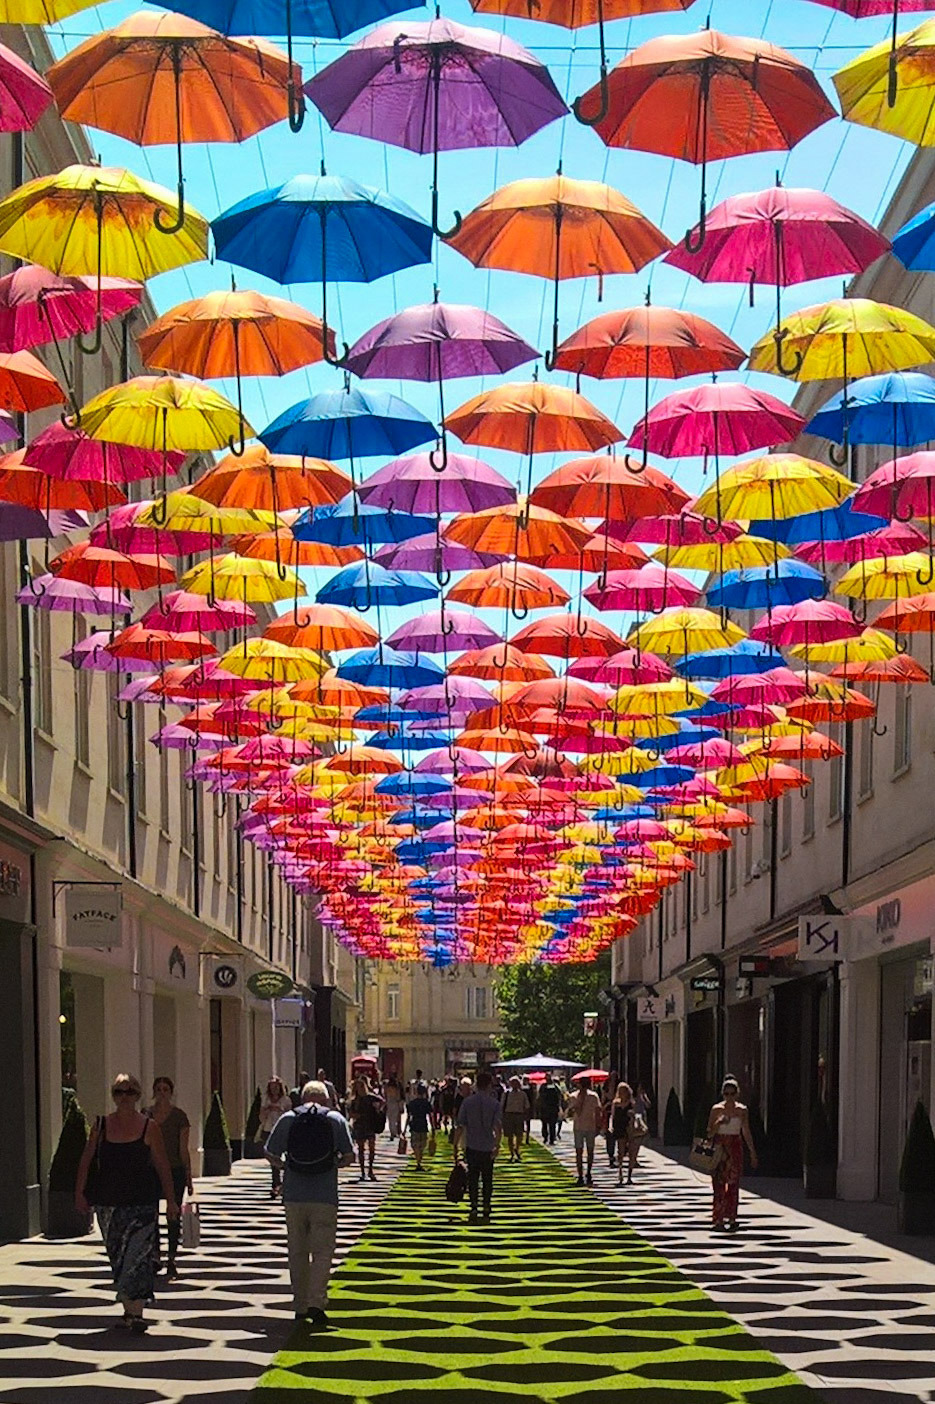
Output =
[{"x1": 264, "y1": 1080, "x2": 355, "y2": 1326}]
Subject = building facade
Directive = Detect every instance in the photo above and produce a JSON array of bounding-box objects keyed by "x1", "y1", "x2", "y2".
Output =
[
  {"x1": 611, "y1": 143, "x2": 935, "y2": 1206},
  {"x1": 0, "y1": 28, "x2": 361, "y2": 1241},
  {"x1": 360, "y1": 960, "x2": 503, "y2": 1082}
]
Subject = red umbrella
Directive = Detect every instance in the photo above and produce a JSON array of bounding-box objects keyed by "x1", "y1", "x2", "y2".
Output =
[
  {"x1": 105, "y1": 623, "x2": 217, "y2": 663},
  {"x1": 50, "y1": 541, "x2": 175, "y2": 591},
  {"x1": 23, "y1": 422, "x2": 186, "y2": 485},
  {"x1": 511, "y1": 613, "x2": 625, "y2": 658},
  {"x1": 531, "y1": 454, "x2": 689, "y2": 519},
  {"x1": 571, "y1": 1068, "x2": 610, "y2": 1083}
]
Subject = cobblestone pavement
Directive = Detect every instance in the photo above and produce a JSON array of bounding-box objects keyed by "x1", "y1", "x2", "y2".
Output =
[
  {"x1": 549, "y1": 1135, "x2": 935, "y2": 1404},
  {"x1": 0, "y1": 1140, "x2": 404, "y2": 1404}
]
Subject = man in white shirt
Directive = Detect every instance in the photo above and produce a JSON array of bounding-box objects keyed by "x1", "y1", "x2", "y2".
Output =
[{"x1": 566, "y1": 1077, "x2": 602, "y2": 1186}]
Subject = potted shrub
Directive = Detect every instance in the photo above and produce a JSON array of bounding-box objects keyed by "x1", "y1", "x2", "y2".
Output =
[
  {"x1": 47, "y1": 1093, "x2": 93, "y2": 1239},
  {"x1": 202, "y1": 1091, "x2": 232, "y2": 1177},
  {"x1": 804, "y1": 1099, "x2": 837, "y2": 1199},
  {"x1": 663, "y1": 1087, "x2": 688, "y2": 1147},
  {"x1": 898, "y1": 1101, "x2": 935, "y2": 1235},
  {"x1": 243, "y1": 1088, "x2": 264, "y2": 1159}
]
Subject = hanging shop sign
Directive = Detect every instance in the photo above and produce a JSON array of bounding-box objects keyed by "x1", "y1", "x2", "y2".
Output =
[
  {"x1": 63, "y1": 884, "x2": 122, "y2": 949},
  {"x1": 205, "y1": 955, "x2": 242, "y2": 995},
  {"x1": 273, "y1": 997, "x2": 306, "y2": 1029},
  {"x1": 0, "y1": 840, "x2": 29, "y2": 925},
  {"x1": 636, "y1": 995, "x2": 661, "y2": 1023},
  {"x1": 797, "y1": 914, "x2": 875, "y2": 963},
  {"x1": 247, "y1": 970, "x2": 295, "y2": 1000}
]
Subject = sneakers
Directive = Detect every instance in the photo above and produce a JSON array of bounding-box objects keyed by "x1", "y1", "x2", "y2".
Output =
[
  {"x1": 586, "y1": 1173, "x2": 594, "y2": 1186},
  {"x1": 165, "y1": 1261, "x2": 179, "y2": 1282},
  {"x1": 480, "y1": 1210, "x2": 492, "y2": 1223},
  {"x1": 575, "y1": 1175, "x2": 584, "y2": 1186},
  {"x1": 368, "y1": 1170, "x2": 377, "y2": 1181},
  {"x1": 307, "y1": 1308, "x2": 329, "y2": 1327}
]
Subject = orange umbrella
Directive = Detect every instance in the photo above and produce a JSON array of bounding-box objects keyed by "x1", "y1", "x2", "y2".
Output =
[
  {"x1": 446, "y1": 174, "x2": 671, "y2": 362},
  {"x1": 830, "y1": 656, "x2": 930, "y2": 685},
  {"x1": 293, "y1": 670, "x2": 388, "y2": 710},
  {"x1": 190, "y1": 445, "x2": 349, "y2": 511},
  {"x1": 785, "y1": 677, "x2": 876, "y2": 725},
  {"x1": 449, "y1": 643, "x2": 554, "y2": 681},
  {"x1": 230, "y1": 529, "x2": 361, "y2": 570},
  {"x1": 0, "y1": 452, "x2": 125, "y2": 510},
  {"x1": 447, "y1": 563, "x2": 570, "y2": 613},
  {"x1": 0, "y1": 349, "x2": 65, "y2": 411},
  {"x1": 512, "y1": 613, "x2": 625, "y2": 658},
  {"x1": 455, "y1": 726, "x2": 540, "y2": 754},
  {"x1": 531, "y1": 452, "x2": 689, "y2": 519},
  {"x1": 47, "y1": 12, "x2": 301, "y2": 233},
  {"x1": 547, "y1": 531, "x2": 648, "y2": 575},
  {"x1": 265, "y1": 604, "x2": 378, "y2": 652},
  {"x1": 578, "y1": 30, "x2": 836, "y2": 246},
  {"x1": 50, "y1": 540, "x2": 175, "y2": 590},
  {"x1": 445, "y1": 499, "x2": 591, "y2": 564}
]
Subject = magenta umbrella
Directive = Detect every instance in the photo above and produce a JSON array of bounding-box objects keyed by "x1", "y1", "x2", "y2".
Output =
[
  {"x1": 614, "y1": 511, "x2": 742, "y2": 548},
  {"x1": 0, "y1": 42, "x2": 52, "y2": 133},
  {"x1": 665, "y1": 188, "x2": 889, "y2": 371},
  {"x1": 24, "y1": 422, "x2": 186, "y2": 486},
  {"x1": 399, "y1": 676, "x2": 495, "y2": 716},
  {"x1": 568, "y1": 648, "x2": 673, "y2": 685},
  {"x1": 89, "y1": 503, "x2": 212, "y2": 557},
  {"x1": 358, "y1": 449, "x2": 515, "y2": 511},
  {"x1": 304, "y1": 17, "x2": 568, "y2": 237},
  {"x1": 141, "y1": 589, "x2": 257, "y2": 633},
  {"x1": 17, "y1": 573, "x2": 130, "y2": 615},
  {"x1": 63, "y1": 632, "x2": 157, "y2": 673},
  {"x1": 669, "y1": 737, "x2": 745, "y2": 767},
  {"x1": 712, "y1": 667, "x2": 808, "y2": 708},
  {"x1": 118, "y1": 676, "x2": 161, "y2": 705},
  {"x1": 795, "y1": 521, "x2": 927, "y2": 567},
  {"x1": 0, "y1": 266, "x2": 141, "y2": 353},
  {"x1": 748, "y1": 599, "x2": 861, "y2": 648},
  {"x1": 628, "y1": 383, "x2": 806, "y2": 458},
  {"x1": 584, "y1": 563, "x2": 700, "y2": 613},
  {"x1": 415, "y1": 745, "x2": 491, "y2": 774},
  {"x1": 346, "y1": 301, "x2": 537, "y2": 470},
  {"x1": 387, "y1": 608, "x2": 501, "y2": 653},
  {"x1": 852, "y1": 450, "x2": 935, "y2": 520}
]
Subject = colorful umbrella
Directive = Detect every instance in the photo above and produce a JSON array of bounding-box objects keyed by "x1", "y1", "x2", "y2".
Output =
[
  {"x1": 447, "y1": 174, "x2": 671, "y2": 361},
  {"x1": 305, "y1": 18, "x2": 567, "y2": 238},
  {"x1": 357, "y1": 451, "x2": 514, "y2": 517},
  {"x1": 692, "y1": 454, "x2": 853, "y2": 524},
  {"x1": 212, "y1": 173, "x2": 433, "y2": 362},
  {"x1": 807, "y1": 371, "x2": 935, "y2": 462},
  {"x1": 578, "y1": 30, "x2": 835, "y2": 244},
  {"x1": 835, "y1": 16, "x2": 935, "y2": 133},
  {"x1": 48, "y1": 14, "x2": 300, "y2": 231},
  {"x1": 260, "y1": 387, "x2": 436, "y2": 480},
  {"x1": 627, "y1": 382, "x2": 805, "y2": 462},
  {"x1": 749, "y1": 297, "x2": 935, "y2": 381},
  {"x1": 0, "y1": 266, "x2": 141, "y2": 365}
]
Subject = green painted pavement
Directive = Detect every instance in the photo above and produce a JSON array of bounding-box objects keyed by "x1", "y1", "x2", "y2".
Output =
[{"x1": 252, "y1": 1142, "x2": 817, "y2": 1403}]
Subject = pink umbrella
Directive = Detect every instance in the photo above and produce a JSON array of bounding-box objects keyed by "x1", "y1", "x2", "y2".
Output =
[
  {"x1": 141, "y1": 589, "x2": 256, "y2": 633},
  {"x1": 584, "y1": 563, "x2": 700, "y2": 612},
  {"x1": 118, "y1": 676, "x2": 162, "y2": 705},
  {"x1": 358, "y1": 450, "x2": 515, "y2": 514},
  {"x1": 0, "y1": 43, "x2": 52, "y2": 133},
  {"x1": 669, "y1": 737, "x2": 745, "y2": 767},
  {"x1": 398, "y1": 677, "x2": 495, "y2": 717},
  {"x1": 89, "y1": 502, "x2": 212, "y2": 557},
  {"x1": 795, "y1": 522, "x2": 928, "y2": 567},
  {"x1": 568, "y1": 648, "x2": 673, "y2": 685},
  {"x1": 664, "y1": 188, "x2": 889, "y2": 369},
  {"x1": 620, "y1": 511, "x2": 742, "y2": 548},
  {"x1": 852, "y1": 451, "x2": 935, "y2": 521},
  {"x1": 24, "y1": 422, "x2": 185, "y2": 486},
  {"x1": 712, "y1": 667, "x2": 808, "y2": 708},
  {"x1": 614, "y1": 818, "x2": 671, "y2": 841},
  {"x1": 415, "y1": 746, "x2": 491, "y2": 774},
  {"x1": 17, "y1": 573, "x2": 131, "y2": 615},
  {"x1": 387, "y1": 608, "x2": 501, "y2": 653},
  {"x1": 0, "y1": 265, "x2": 141, "y2": 354},
  {"x1": 63, "y1": 631, "x2": 157, "y2": 673},
  {"x1": 749, "y1": 599, "x2": 862, "y2": 648},
  {"x1": 628, "y1": 383, "x2": 806, "y2": 458}
]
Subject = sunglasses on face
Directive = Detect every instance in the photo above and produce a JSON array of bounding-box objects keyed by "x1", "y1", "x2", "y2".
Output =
[{"x1": 113, "y1": 1088, "x2": 138, "y2": 1097}]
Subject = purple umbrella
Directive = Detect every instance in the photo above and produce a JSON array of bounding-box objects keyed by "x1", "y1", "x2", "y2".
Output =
[
  {"x1": 0, "y1": 504, "x2": 85, "y2": 541},
  {"x1": 346, "y1": 301, "x2": 537, "y2": 470},
  {"x1": 358, "y1": 450, "x2": 515, "y2": 512},
  {"x1": 304, "y1": 17, "x2": 568, "y2": 237},
  {"x1": 415, "y1": 745, "x2": 490, "y2": 774},
  {"x1": 17, "y1": 573, "x2": 131, "y2": 616},
  {"x1": 118, "y1": 676, "x2": 162, "y2": 704},
  {"x1": 387, "y1": 607, "x2": 501, "y2": 653},
  {"x1": 62, "y1": 632, "x2": 158, "y2": 673},
  {"x1": 375, "y1": 532, "x2": 505, "y2": 575},
  {"x1": 399, "y1": 676, "x2": 495, "y2": 717}
]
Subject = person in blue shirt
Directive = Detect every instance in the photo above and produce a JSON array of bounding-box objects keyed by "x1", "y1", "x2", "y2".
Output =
[
  {"x1": 265, "y1": 1080, "x2": 355, "y2": 1326},
  {"x1": 404, "y1": 1081, "x2": 433, "y2": 1170}
]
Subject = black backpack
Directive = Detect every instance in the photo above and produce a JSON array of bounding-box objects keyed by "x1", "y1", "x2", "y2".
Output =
[{"x1": 285, "y1": 1107, "x2": 336, "y2": 1176}]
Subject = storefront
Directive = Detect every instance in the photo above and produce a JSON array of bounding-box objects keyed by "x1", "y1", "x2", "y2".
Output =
[{"x1": 0, "y1": 828, "x2": 40, "y2": 1241}]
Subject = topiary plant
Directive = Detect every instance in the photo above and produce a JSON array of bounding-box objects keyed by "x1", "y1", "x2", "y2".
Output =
[
  {"x1": 663, "y1": 1087, "x2": 688, "y2": 1146},
  {"x1": 244, "y1": 1087, "x2": 261, "y2": 1142},
  {"x1": 204, "y1": 1090, "x2": 230, "y2": 1149},
  {"x1": 900, "y1": 1101, "x2": 935, "y2": 1195},
  {"x1": 48, "y1": 1093, "x2": 88, "y2": 1192}
]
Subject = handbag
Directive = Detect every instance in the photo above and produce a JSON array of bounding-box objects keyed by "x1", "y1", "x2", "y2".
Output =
[
  {"x1": 689, "y1": 1137, "x2": 726, "y2": 1176},
  {"x1": 426, "y1": 1133, "x2": 437, "y2": 1156},
  {"x1": 397, "y1": 1134, "x2": 408, "y2": 1155},
  {"x1": 181, "y1": 1200, "x2": 201, "y2": 1250},
  {"x1": 631, "y1": 1113, "x2": 648, "y2": 1139},
  {"x1": 445, "y1": 1160, "x2": 468, "y2": 1202}
]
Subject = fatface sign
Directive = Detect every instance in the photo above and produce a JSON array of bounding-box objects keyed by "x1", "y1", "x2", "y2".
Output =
[{"x1": 64, "y1": 886, "x2": 122, "y2": 948}]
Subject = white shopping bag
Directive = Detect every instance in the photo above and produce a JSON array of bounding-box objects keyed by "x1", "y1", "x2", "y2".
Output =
[{"x1": 181, "y1": 1200, "x2": 201, "y2": 1250}]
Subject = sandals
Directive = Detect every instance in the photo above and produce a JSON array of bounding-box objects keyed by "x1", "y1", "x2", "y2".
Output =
[{"x1": 121, "y1": 1311, "x2": 148, "y2": 1334}]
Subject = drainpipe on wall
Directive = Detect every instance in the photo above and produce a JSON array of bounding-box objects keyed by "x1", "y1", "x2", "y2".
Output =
[
  {"x1": 120, "y1": 315, "x2": 138, "y2": 880},
  {"x1": 684, "y1": 870, "x2": 692, "y2": 964},
  {"x1": 719, "y1": 849, "x2": 728, "y2": 952},
  {"x1": 768, "y1": 797, "x2": 778, "y2": 925}
]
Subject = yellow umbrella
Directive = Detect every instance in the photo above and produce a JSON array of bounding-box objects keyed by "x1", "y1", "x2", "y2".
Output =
[
  {"x1": 692, "y1": 455, "x2": 852, "y2": 522},
  {"x1": 610, "y1": 678, "x2": 708, "y2": 717},
  {"x1": 627, "y1": 607, "x2": 746, "y2": 656},
  {"x1": 179, "y1": 552, "x2": 302, "y2": 603},
  {"x1": 0, "y1": 0, "x2": 94, "y2": 19},
  {"x1": 834, "y1": 553, "x2": 935, "y2": 601},
  {"x1": 136, "y1": 491, "x2": 279, "y2": 536},
  {"x1": 748, "y1": 297, "x2": 935, "y2": 382},
  {"x1": 0, "y1": 164, "x2": 206, "y2": 352},
  {"x1": 654, "y1": 534, "x2": 791, "y2": 571},
  {"x1": 219, "y1": 637, "x2": 325, "y2": 684},
  {"x1": 834, "y1": 19, "x2": 935, "y2": 145},
  {"x1": 788, "y1": 628, "x2": 897, "y2": 665}
]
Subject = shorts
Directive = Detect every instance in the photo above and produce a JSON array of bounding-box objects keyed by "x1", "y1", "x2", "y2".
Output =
[
  {"x1": 410, "y1": 1131, "x2": 427, "y2": 1151},
  {"x1": 502, "y1": 1112, "x2": 524, "y2": 1138},
  {"x1": 573, "y1": 1128, "x2": 596, "y2": 1152}
]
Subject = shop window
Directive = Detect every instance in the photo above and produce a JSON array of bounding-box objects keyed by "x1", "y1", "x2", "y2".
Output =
[
  {"x1": 386, "y1": 984, "x2": 400, "y2": 1021},
  {"x1": 894, "y1": 683, "x2": 912, "y2": 775},
  {"x1": 466, "y1": 986, "x2": 488, "y2": 1019},
  {"x1": 858, "y1": 719, "x2": 874, "y2": 800}
]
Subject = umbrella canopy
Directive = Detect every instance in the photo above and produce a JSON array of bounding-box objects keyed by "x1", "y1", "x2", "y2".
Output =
[
  {"x1": 260, "y1": 388, "x2": 437, "y2": 478},
  {"x1": 0, "y1": 265, "x2": 141, "y2": 355},
  {"x1": 491, "y1": 1053, "x2": 585, "y2": 1069},
  {"x1": 749, "y1": 297, "x2": 935, "y2": 380},
  {"x1": 152, "y1": 0, "x2": 415, "y2": 40},
  {"x1": 551, "y1": 303, "x2": 744, "y2": 382},
  {"x1": 835, "y1": 17, "x2": 935, "y2": 143},
  {"x1": 305, "y1": 17, "x2": 568, "y2": 237},
  {"x1": 808, "y1": 371, "x2": 935, "y2": 450},
  {"x1": 628, "y1": 382, "x2": 805, "y2": 458},
  {"x1": 0, "y1": 41, "x2": 52, "y2": 132},
  {"x1": 357, "y1": 451, "x2": 514, "y2": 516}
]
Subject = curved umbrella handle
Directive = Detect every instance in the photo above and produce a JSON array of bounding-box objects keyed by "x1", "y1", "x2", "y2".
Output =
[
  {"x1": 429, "y1": 433, "x2": 449, "y2": 474},
  {"x1": 227, "y1": 420, "x2": 247, "y2": 458},
  {"x1": 150, "y1": 494, "x2": 169, "y2": 528},
  {"x1": 683, "y1": 199, "x2": 707, "y2": 255},
  {"x1": 623, "y1": 452, "x2": 647, "y2": 478},
  {"x1": 510, "y1": 600, "x2": 529, "y2": 622},
  {"x1": 917, "y1": 559, "x2": 935, "y2": 587},
  {"x1": 77, "y1": 319, "x2": 103, "y2": 356},
  {"x1": 893, "y1": 632, "x2": 908, "y2": 655},
  {"x1": 852, "y1": 596, "x2": 868, "y2": 625},
  {"x1": 894, "y1": 499, "x2": 916, "y2": 524},
  {"x1": 573, "y1": 67, "x2": 609, "y2": 128},
  {"x1": 431, "y1": 186, "x2": 462, "y2": 241},
  {"x1": 828, "y1": 441, "x2": 849, "y2": 468},
  {"x1": 154, "y1": 187, "x2": 186, "y2": 236},
  {"x1": 774, "y1": 330, "x2": 804, "y2": 378},
  {"x1": 288, "y1": 75, "x2": 306, "y2": 133},
  {"x1": 873, "y1": 715, "x2": 890, "y2": 738}
]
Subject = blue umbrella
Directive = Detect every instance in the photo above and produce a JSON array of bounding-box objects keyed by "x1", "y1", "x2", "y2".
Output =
[
  {"x1": 354, "y1": 705, "x2": 412, "y2": 725},
  {"x1": 155, "y1": 0, "x2": 412, "y2": 38},
  {"x1": 893, "y1": 201, "x2": 935, "y2": 272},
  {"x1": 675, "y1": 639, "x2": 785, "y2": 680},
  {"x1": 337, "y1": 646, "x2": 445, "y2": 689},
  {"x1": 649, "y1": 726, "x2": 720, "y2": 754},
  {"x1": 629, "y1": 765, "x2": 696, "y2": 789},
  {"x1": 675, "y1": 698, "x2": 736, "y2": 721},
  {"x1": 317, "y1": 561, "x2": 438, "y2": 611},
  {"x1": 295, "y1": 497, "x2": 436, "y2": 547},
  {"x1": 262, "y1": 388, "x2": 437, "y2": 468},
  {"x1": 375, "y1": 772, "x2": 451, "y2": 796},
  {"x1": 367, "y1": 729, "x2": 454, "y2": 751},
  {"x1": 807, "y1": 372, "x2": 935, "y2": 452},
  {"x1": 213, "y1": 174, "x2": 433, "y2": 356},
  {"x1": 706, "y1": 561, "x2": 826, "y2": 611},
  {"x1": 751, "y1": 499, "x2": 887, "y2": 551}
]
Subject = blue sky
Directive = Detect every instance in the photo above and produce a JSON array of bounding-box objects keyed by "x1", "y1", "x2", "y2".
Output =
[{"x1": 45, "y1": 0, "x2": 916, "y2": 615}]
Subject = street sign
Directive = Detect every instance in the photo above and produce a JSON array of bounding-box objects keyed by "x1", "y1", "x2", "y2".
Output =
[
  {"x1": 583, "y1": 1010, "x2": 598, "y2": 1037},
  {"x1": 797, "y1": 914, "x2": 874, "y2": 962},
  {"x1": 690, "y1": 975, "x2": 721, "y2": 992},
  {"x1": 247, "y1": 971, "x2": 295, "y2": 1000},
  {"x1": 637, "y1": 995, "x2": 661, "y2": 1022},
  {"x1": 739, "y1": 956, "x2": 772, "y2": 978}
]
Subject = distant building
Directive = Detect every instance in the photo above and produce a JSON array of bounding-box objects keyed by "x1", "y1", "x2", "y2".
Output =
[{"x1": 360, "y1": 961, "x2": 502, "y2": 1081}]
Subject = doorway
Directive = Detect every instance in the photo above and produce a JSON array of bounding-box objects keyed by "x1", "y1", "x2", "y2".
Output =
[{"x1": 878, "y1": 952, "x2": 933, "y2": 1203}]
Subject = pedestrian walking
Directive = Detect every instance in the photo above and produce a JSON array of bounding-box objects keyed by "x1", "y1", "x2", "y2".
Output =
[
  {"x1": 452, "y1": 1075, "x2": 474, "y2": 1127},
  {"x1": 75, "y1": 1073, "x2": 178, "y2": 1334},
  {"x1": 146, "y1": 1077, "x2": 192, "y2": 1281},
  {"x1": 706, "y1": 1076, "x2": 758, "y2": 1232},
  {"x1": 259, "y1": 1078, "x2": 293, "y2": 1200},
  {"x1": 454, "y1": 1070, "x2": 502, "y2": 1223},
  {"x1": 384, "y1": 1076, "x2": 404, "y2": 1139},
  {"x1": 406, "y1": 1068, "x2": 425, "y2": 1099},
  {"x1": 347, "y1": 1077, "x2": 386, "y2": 1180},
  {"x1": 556, "y1": 1079, "x2": 568, "y2": 1140},
  {"x1": 316, "y1": 1068, "x2": 339, "y2": 1110},
  {"x1": 290, "y1": 1072, "x2": 311, "y2": 1109},
  {"x1": 567, "y1": 1077, "x2": 602, "y2": 1185},
  {"x1": 404, "y1": 1080, "x2": 433, "y2": 1170},
  {"x1": 500, "y1": 1076, "x2": 527, "y2": 1162},
  {"x1": 440, "y1": 1075, "x2": 457, "y2": 1133},
  {"x1": 601, "y1": 1080, "x2": 617, "y2": 1169},
  {"x1": 538, "y1": 1073, "x2": 561, "y2": 1145},
  {"x1": 521, "y1": 1076, "x2": 534, "y2": 1145},
  {"x1": 610, "y1": 1082, "x2": 637, "y2": 1186},
  {"x1": 264, "y1": 1079, "x2": 355, "y2": 1326}
]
